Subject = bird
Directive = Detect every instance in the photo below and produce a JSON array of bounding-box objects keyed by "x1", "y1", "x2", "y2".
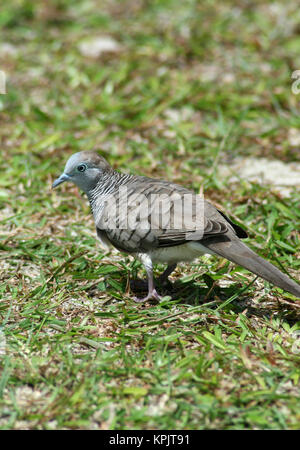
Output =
[{"x1": 52, "y1": 151, "x2": 300, "y2": 302}]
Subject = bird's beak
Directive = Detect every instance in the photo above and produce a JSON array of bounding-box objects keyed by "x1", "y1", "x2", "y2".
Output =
[{"x1": 52, "y1": 173, "x2": 70, "y2": 189}]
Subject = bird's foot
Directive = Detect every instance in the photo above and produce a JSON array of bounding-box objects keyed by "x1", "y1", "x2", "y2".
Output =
[{"x1": 133, "y1": 289, "x2": 163, "y2": 303}]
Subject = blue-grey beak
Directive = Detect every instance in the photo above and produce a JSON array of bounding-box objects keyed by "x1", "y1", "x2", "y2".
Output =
[{"x1": 52, "y1": 173, "x2": 70, "y2": 189}]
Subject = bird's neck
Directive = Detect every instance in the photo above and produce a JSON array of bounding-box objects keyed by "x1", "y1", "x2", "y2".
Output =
[{"x1": 88, "y1": 170, "x2": 134, "y2": 214}]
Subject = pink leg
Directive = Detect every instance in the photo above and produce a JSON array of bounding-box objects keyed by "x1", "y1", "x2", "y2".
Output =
[{"x1": 133, "y1": 261, "x2": 163, "y2": 303}]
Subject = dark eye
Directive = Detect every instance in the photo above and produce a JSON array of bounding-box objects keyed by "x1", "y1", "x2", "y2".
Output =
[{"x1": 77, "y1": 164, "x2": 87, "y2": 172}]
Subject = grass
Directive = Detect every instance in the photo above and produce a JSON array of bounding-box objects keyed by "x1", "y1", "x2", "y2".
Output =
[{"x1": 0, "y1": 0, "x2": 300, "y2": 430}]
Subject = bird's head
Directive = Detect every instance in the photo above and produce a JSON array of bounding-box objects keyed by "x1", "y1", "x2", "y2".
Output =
[{"x1": 52, "y1": 151, "x2": 112, "y2": 194}]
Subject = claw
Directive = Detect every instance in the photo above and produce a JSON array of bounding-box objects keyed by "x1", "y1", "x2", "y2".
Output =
[{"x1": 133, "y1": 289, "x2": 163, "y2": 303}]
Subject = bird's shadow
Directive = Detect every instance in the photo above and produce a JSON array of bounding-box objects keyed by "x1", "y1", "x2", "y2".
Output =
[{"x1": 129, "y1": 275, "x2": 300, "y2": 325}]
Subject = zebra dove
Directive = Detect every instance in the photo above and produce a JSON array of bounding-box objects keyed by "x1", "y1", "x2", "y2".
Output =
[{"x1": 52, "y1": 151, "x2": 300, "y2": 301}]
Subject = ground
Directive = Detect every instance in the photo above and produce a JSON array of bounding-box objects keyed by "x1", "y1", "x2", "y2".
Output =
[{"x1": 0, "y1": 0, "x2": 300, "y2": 430}]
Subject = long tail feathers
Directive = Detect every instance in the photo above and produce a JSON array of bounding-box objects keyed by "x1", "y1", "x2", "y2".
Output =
[{"x1": 202, "y1": 235, "x2": 300, "y2": 298}]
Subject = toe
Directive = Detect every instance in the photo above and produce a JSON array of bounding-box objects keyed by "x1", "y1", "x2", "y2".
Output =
[{"x1": 133, "y1": 289, "x2": 163, "y2": 303}]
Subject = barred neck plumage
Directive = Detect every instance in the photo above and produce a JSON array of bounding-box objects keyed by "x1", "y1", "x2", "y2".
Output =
[{"x1": 88, "y1": 170, "x2": 134, "y2": 206}]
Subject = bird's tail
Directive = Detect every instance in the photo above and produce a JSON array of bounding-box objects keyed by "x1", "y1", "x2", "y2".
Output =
[{"x1": 202, "y1": 235, "x2": 300, "y2": 298}]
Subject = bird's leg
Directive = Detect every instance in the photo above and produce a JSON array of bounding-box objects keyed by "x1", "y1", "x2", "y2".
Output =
[
  {"x1": 130, "y1": 263, "x2": 175, "y2": 291},
  {"x1": 133, "y1": 255, "x2": 163, "y2": 303},
  {"x1": 133, "y1": 266, "x2": 162, "y2": 303},
  {"x1": 158, "y1": 263, "x2": 177, "y2": 284}
]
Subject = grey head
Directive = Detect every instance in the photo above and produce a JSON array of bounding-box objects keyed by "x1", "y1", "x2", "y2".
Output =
[{"x1": 52, "y1": 151, "x2": 112, "y2": 194}]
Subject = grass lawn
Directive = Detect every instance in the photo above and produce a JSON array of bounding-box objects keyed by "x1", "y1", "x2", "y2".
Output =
[{"x1": 0, "y1": 0, "x2": 300, "y2": 430}]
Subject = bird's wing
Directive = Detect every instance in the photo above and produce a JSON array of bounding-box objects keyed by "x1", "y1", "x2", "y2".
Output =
[{"x1": 95, "y1": 178, "x2": 246, "y2": 252}]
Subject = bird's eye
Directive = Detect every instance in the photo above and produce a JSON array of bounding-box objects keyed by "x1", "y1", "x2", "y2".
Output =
[{"x1": 77, "y1": 164, "x2": 87, "y2": 172}]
